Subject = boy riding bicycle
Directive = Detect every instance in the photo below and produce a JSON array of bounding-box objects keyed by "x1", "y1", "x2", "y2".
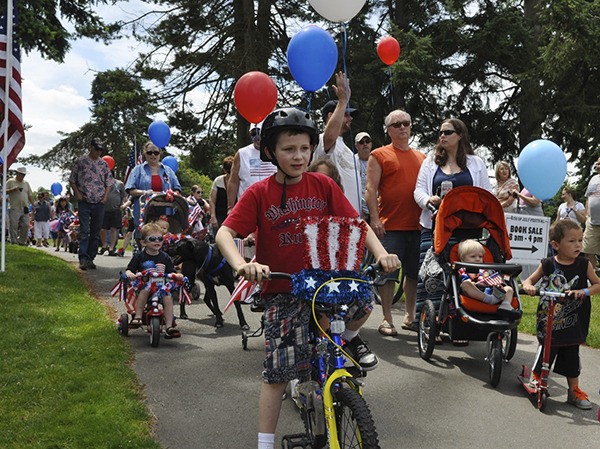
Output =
[{"x1": 216, "y1": 107, "x2": 399, "y2": 449}]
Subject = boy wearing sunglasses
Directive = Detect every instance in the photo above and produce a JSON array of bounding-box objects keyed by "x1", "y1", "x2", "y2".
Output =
[{"x1": 125, "y1": 222, "x2": 183, "y2": 338}]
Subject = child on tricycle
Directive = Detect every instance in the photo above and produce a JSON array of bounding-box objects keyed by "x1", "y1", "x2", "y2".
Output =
[{"x1": 126, "y1": 221, "x2": 183, "y2": 338}]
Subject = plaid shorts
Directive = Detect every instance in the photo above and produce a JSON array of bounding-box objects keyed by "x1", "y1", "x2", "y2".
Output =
[{"x1": 261, "y1": 292, "x2": 374, "y2": 384}]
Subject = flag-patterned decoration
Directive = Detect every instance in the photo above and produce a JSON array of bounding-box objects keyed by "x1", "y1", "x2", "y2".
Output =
[
  {"x1": 476, "y1": 271, "x2": 505, "y2": 287},
  {"x1": 123, "y1": 143, "x2": 139, "y2": 184},
  {"x1": 292, "y1": 216, "x2": 372, "y2": 304},
  {"x1": 302, "y1": 216, "x2": 367, "y2": 271},
  {"x1": 0, "y1": 4, "x2": 24, "y2": 169}
]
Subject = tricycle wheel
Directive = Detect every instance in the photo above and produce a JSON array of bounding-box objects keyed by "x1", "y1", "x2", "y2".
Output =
[
  {"x1": 150, "y1": 316, "x2": 161, "y2": 347},
  {"x1": 120, "y1": 313, "x2": 129, "y2": 337},
  {"x1": 418, "y1": 300, "x2": 437, "y2": 360},
  {"x1": 488, "y1": 335, "x2": 503, "y2": 387}
]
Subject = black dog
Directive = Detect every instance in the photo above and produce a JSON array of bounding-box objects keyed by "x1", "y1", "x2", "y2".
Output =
[{"x1": 170, "y1": 238, "x2": 249, "y2": 329}]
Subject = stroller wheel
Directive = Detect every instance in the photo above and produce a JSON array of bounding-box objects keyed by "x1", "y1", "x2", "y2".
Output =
[
  {"x1": 488, "y1": 336, "x2": 503, "y2": 387},
  {"x1": 418, "y1": 300, "x2": 437, "y2": 360},
  {"x1": 503, "y1": 328, "x2": 518, "y2": 361}
]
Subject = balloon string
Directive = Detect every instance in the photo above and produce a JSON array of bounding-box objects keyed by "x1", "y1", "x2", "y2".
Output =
[
  {"x1": 389, "y1": 68, "x2": 394, "y2": 110},
  {"x1": 305, "y1": 92, "x2": 313, "y2": 112},
  {"x1": 342, "y1": 22, "x2": 363, "y2": 216}
]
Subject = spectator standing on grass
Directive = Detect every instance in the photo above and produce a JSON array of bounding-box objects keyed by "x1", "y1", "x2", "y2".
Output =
[
  {"x1": 33, "y1": 191, "x2": 52, "y2": 247},
  {"x1": 556, "y1": 185, "x2": 586, "y2": 224},
  {"x1": 583, "y1": 156, "x2": 600, "y2": 269},
  {"x1": 6, "y1": 166, "x2": 34, "y2": 245},
  {"x1": 69, "y1": 138, "x2": 113, "y2": 270}
]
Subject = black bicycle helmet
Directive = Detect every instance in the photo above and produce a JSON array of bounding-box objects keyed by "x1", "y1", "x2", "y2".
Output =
[{"x1": 259, "y1": 107, "x2": 319, "y2": 164}]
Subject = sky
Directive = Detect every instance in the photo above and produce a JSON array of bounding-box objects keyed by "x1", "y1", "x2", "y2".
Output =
[{"x1": 18, "y1": 1, "x2": 152, "y2": 192}]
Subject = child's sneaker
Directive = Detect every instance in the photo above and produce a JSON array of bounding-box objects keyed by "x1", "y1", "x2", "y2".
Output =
[
  {"x1": 528, "y1": 371, "x2": 541, "y2": 389},
  {"x1": 342, "y1": 335, "x2": 379, "y2": 371},
  {"x1": 567, "y1": 386, "x2": 593, "y2": 410}
]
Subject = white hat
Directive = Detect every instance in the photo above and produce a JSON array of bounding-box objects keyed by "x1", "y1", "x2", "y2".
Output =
[
  {"x1": 16, "y1": 166, "x2": 27, "y2": 175},
  {"x1": 354, "y1": 132, "x2": 371, "y2": 143}
]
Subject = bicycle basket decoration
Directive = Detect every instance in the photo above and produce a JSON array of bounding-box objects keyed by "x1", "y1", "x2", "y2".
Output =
[{"x1": 291, "y1": 216, "x2": 372, "y2": 304}]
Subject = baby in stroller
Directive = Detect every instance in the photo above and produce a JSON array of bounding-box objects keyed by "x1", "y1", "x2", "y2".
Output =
[{"x1": 458, "y1": 239, "x2": 520, "y2": 320}]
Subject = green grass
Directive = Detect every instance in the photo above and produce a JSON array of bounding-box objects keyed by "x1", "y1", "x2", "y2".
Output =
[
  {"x1": 518, "y1": 294, "x2": 600, "y2": 349},
  {"x1": 0, "y1": 246, "x2": 161, "y2": 449}
]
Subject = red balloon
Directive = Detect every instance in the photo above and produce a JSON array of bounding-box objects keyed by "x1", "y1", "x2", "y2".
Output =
[
  {"x1": 377, "y1": 36, "x2": 401, "y2": 66},
  {"x1": 102, "y1": 155, "x2": 115, "y2": 170},
  {"x1": 234, "y1": 71, "x2": 278, "y2": 124}
]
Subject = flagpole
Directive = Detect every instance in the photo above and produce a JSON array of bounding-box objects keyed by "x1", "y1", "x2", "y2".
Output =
[{"x1": 1, "y1": 0, "x2": 14, "y2": 272}]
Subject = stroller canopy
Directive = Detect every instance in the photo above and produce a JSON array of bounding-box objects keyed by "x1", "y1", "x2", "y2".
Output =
[{"x1": 433, "y1": 186, "x2": 512, "y2": 261}]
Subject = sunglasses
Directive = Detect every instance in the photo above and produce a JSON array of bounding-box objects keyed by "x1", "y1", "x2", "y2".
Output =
[
  {"x1": 388, "y1": 120, "x2": 411, "y2": 129},
  {"x1": 358, "y1": 138, "x2": 372, "y2": 144},
  {"x1": 145, "y1": 151, "x2": 160, "y2": 156},
  {"x1": 439, "y1": 129, "x2": 457, "y2": 136},
  {"x1": 145, "y1": 236, "x2": 164, "y2": 243}
]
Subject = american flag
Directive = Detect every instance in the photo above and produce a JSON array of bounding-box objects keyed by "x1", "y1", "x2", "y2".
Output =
[
  {"x1": 0, "y1": 4, "x2": 24, "y2": 169},
  {"x1": 476, "y1": 271, "x2": 505, "y2": 287},
  {"x1": 123, "y1": 142, "x2": 140, "y2": 184}
]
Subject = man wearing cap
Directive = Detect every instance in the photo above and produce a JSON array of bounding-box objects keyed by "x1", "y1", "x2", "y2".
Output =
[
  {"x1": 227, "y1": 122, "x2": 277, "y2": 213},
  {"x1": 314, "y1": 72, "x2": 361, "y2": 213},
  {"x1": 354, "y1": 131, "x2": 373, "y2": 222},
  {"x1": 6, "y1": 166, "x2": 35, "y2": 245},
  {"x1": 69, "y1": 138, "x2": 114, "y2": 270}
]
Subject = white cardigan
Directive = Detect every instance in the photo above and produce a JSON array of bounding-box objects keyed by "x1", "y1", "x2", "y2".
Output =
[{"x1": 414, "y1": 154, "x2": 492, "y2": 229}]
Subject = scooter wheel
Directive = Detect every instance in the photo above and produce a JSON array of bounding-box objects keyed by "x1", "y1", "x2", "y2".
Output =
[{"x1": 538, "y1": 390, "x2": 548, "y2": 412}]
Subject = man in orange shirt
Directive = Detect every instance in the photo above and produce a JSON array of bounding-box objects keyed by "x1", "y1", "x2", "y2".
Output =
[{"x1": 366, "y1": 110, "x2": 426, "y2": 335}]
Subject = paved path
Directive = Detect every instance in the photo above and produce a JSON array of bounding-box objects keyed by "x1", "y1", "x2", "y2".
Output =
[{"x1": 42, "y1": 247, "x2": 600, "y2": 448}]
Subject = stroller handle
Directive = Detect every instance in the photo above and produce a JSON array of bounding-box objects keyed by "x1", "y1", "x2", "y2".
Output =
[{"x1": 454, "y1": 261, "x2": 522, "y2": 276}]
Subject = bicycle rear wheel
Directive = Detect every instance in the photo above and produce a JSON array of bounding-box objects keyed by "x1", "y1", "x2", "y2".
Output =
[{"x1": 333, "y1": 387, "x2": 379, "y2": 449}]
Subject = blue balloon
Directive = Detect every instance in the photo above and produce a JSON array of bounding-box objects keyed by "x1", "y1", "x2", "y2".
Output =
[
  {"x1": 287, "y1": 25, "x2": 338, "y2": 92},
  {"x1": 162, "y1": 156, "x2": 179, "y2": 173},
  {"x1": 517, "y1": 139, "x2": 567, "y2": 201},
  {"x1": 51, "y1": 182, "x2": 63, "y2": 196},
  {"x1": 148, "y1": 120, "x2": 171, "y2": 148}
]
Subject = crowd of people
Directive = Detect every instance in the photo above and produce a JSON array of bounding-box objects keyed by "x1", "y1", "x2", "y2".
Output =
[{"x1": 4, "y1": 77, "x2": 599, "y2": 449}]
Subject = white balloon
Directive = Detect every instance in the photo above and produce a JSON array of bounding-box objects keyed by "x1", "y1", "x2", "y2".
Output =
[{"x1": 309, "y1": 0, "x2": 366, "y2": 22}]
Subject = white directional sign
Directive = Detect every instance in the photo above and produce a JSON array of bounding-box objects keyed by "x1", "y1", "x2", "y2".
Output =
[{"x1": 505, "y1": 213, "x2": 550, "y2": 265}]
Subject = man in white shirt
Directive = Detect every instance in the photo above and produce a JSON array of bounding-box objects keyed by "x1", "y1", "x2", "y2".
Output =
[
  {"x1": 227, "y1": 123, "x2": 277, "y2": 213},
  {"x1": 314, "y1": 72, "x2": 361, "y2": 214}
]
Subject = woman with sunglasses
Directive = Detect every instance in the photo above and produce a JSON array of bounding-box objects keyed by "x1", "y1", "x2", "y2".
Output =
[
  {"x1": 125, "y1": 141, "x2": 182, "y2": 240},
  {"x1": 413, "y1": 118, "x2": 491, "y2": 343}
]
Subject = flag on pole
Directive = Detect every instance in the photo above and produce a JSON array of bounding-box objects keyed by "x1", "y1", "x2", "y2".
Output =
[
  {"x1": 123, "y1": 142, "x2": 138, "y2": 184},
  {"x1": 0, "y1": 4, "x2": 24, "y2": 169},
  {"x1": 476, "y1": 271, "x2": 505, "y2": 287}
]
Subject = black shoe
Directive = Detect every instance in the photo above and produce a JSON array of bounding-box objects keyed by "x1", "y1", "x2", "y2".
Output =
[
  {"x1": 343, "y1": 335, "x2": 379, "y2": 371},
  {"x1": 98, "y1": 246, "x2": 108, "y2": 255},
  {"x1": 79, "y1": 261, "x2": 88, "y2": 270},
  {"x1": 107, "y1": 250, "x2": 117, "y2": 256},
  {"x1": 87, "y1": 261, "x2": 97, "y2": 269}
]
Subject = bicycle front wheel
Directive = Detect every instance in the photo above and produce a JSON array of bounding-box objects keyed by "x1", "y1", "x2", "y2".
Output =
[{"x1": 333, "y1": 387, "x2": 379, "y2": 449}]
